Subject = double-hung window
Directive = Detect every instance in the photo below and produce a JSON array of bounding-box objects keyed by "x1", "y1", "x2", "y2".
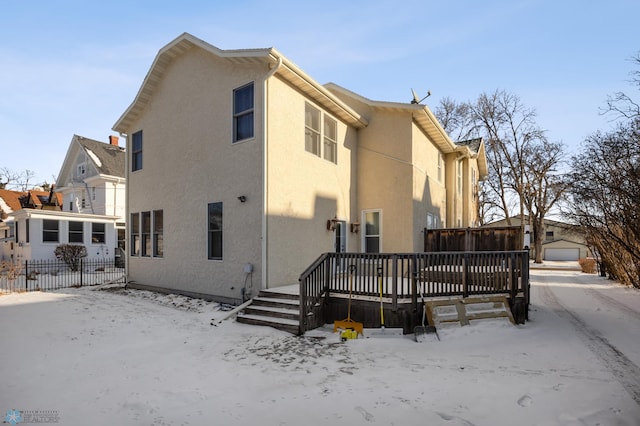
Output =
[
  {"x1": 323, "y1": 117, "x2": 337, "y2": 163},
  {"x1": 42, "y1": 219, "x2": 59, "y2": 243},
  {"x1": 305, "y1": 103, "x2": 338, "y2": 164},
  {"x1": 363, "y1": 210, "x2": 381, "y2": 253},
  {"x1": 233, "y1": 83, "x2": 254, "y2": 142},
  {"x1": 457, "y1": 160, "x2": 463, "y2": 196},
  {"x1": 305, "y1": 104, "x2": 321, "y2": 156},
  {"x1": 131, "y1": 213, "x2": 140, "y2": 256},
  {"x1": 132, "y1": 130, "x2": 143, "y2": 171},
  {"x1": 92, "y1": 223, "x2": 105, "y2": 244},
  {"x1": 69, "y1": 221, "x2": 84, "y2": 243},
  {"x1": 208, "y1": 202, "x2": 223, "y2": 260},
  {"x1": 153, "y1": 210, "x2": 163, "y2": 257},
  {"x1": 141, "y1": 211, "x2": 151, "y2": 257}
]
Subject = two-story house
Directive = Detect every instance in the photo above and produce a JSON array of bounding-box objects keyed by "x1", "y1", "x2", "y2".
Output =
[
  {"x1": 55, "y1": 134, "x2": 126, "y2": 255},
  {"x1": 112, "y1": 33, "x2": 487, "y2": 303},
  {"x1": 1, "y1": 135, "x2": 125, "y2": 262}
]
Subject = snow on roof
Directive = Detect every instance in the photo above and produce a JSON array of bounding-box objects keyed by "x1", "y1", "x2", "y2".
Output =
[{"x1": 85, "y1": 148, "x2": 102, "y2": 168}]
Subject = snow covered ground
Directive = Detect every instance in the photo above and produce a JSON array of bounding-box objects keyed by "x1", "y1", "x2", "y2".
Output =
[{"x1": 1, "y1": 266, "x2": 639, "y2": 425}]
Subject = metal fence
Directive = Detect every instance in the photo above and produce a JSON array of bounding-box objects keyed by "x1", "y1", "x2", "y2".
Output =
[{"x1": 0, "y1": 258, "x2": 125, "y2": 293}]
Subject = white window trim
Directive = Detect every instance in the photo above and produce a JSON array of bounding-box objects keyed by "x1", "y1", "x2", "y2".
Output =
[
  {"x1": 232, "y1": 82, "x2": 255, "y2": 144},
  {"x1": 361, "y1": 209, "x2": 382, "y2": 253},
  {"x1": 305, "y1": 102, "x2": 338, "y2": 164}
]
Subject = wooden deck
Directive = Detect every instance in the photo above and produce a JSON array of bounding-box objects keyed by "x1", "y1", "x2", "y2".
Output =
[
  {"x1": 238, "y1": 251, "x2": 530, "y2": 335},
  {"x1": 298, "y1": 251, "x2": 530, "y2": 334}
]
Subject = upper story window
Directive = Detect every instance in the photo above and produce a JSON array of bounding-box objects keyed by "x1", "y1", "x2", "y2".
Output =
[
  {"x1": 233, "y1": 82, "x2": 254, "y2": 142},
  {"x1": 132, "y1": 130, "x2": 143, "y2": 172},
  {"x1": 437, "y1": 152, "x2": 443, "y2": 182},
  {"x1": 305, "y1": 104, "x2": 321, "y2": 156},
  {"x1": 472, "y1": 168, "x2": 477, "y2": 199},
  {"x1": 457, "y1": 160, "x2": 463, "y2": 196},
  {"x1": 77, "y1": 164, "x2": 86, "y2": 178},
  {"x1": 323, "y1": 117, "x2": 337, "y2": 163},
  {"x1": 305, "y1": 103, "x2": 338, "y2": 164},
  {"x1": 545, "y1": 231, "x2": 554, "y2": 241}
]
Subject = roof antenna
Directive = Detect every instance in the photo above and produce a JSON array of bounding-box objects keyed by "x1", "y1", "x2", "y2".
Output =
[{"x1": 411, "y1": 88, "x2": 431, "y2": 104}]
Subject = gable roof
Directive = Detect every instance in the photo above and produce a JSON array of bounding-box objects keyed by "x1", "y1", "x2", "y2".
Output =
[
  {"x1": 75, "y1": 136, "x2": 125, "y2": 177},
  {"x1": 0, "y1": 189, "x2": 62, "y2": 219},
  {"x1": 0, "y1": 189, "x2": 22, "y2": 218},
  {"x1": 456, "y1": 138, "x2": 482, "y2": 154},
  {"x1": 456, "y1": 138, "x2": 488, "y2": 178},
  {"x1": 57, "y1": 135, "x2": 125, "y2": 187},
  {"x1": 113, "y1": 32, "x2": 368, "y2": 134},
  {"x1": 324, "y1": 83, "x2": 489, "y2": 178}
]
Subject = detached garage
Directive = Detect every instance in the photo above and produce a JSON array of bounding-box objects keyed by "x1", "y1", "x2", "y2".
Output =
[
  {"x1": 542, "y1": 239, "x2": 589, "y2": 261},
  {"x1": 544, "y1": 248, "x2": 580, "y2": 261}
]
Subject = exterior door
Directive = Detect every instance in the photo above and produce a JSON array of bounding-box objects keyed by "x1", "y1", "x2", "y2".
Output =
[{"x1": 334, "y1": 220, "x2": 346, "y2": 253}]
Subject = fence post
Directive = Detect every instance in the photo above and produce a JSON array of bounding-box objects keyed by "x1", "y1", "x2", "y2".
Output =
[
  {"x1": 24, "y1": 260, "x2": 28, "y2": 291},
  {"x1": 80, "y1": 258, "x2": 83, "y2": 287},
  {"x1": 411, "y1": 255, "x2": 418, "y2": 311},
  {"x1": 508, "y1": 252, "x2": 515, "y2": 301},
  {"x1": 462, "y1": 253, "x2": 469, "y2": 298},
  {"x1": 392, "y1": 254, "x2": 398, "y2": 312},
  {"x1": 521, "y1": 251, "x2": 530, "y2": 320}
]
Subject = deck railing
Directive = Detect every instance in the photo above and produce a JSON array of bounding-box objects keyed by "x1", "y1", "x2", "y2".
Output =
[{"x1": 299, "y1": 251, "x2": 530, "y2": 333}]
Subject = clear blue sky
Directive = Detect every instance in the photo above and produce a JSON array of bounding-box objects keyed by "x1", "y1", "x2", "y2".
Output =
[{"x1": 1, "y1": 0, "x2": 638, "y2": 186}]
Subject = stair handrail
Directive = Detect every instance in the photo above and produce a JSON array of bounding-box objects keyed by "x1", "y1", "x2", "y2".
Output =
[{"x1": 298, "y1": 252, "x2": 330, "y2": 333}]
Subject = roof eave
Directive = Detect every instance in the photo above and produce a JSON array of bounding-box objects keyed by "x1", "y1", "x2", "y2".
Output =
[{"x1": 113, "y1": 33, "x2": 368, "y2": 134}]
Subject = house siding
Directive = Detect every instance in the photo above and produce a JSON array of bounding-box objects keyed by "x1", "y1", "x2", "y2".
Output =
[
  {"x1": 265, "y1": 75, "x2": 358, "y2": 286},
  {"x1": 126, "y1": 47, "x2": 264, "y2": 300},
  {"x1": 115, "y1": 33, "x2": 487, "y2": 301}
]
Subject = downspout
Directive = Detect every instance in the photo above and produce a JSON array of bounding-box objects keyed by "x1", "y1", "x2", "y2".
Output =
[
  {"x1": 262, "y1": 56, "x2": 282, "y2": 290},
  {"x1": 120, "y1": 132, "x2": 129, "y2": 284}
]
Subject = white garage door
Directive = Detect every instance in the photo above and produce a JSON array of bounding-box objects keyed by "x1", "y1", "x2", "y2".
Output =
[{"x1": 544, "y1": 248, "x2": 580, "y2": 261}]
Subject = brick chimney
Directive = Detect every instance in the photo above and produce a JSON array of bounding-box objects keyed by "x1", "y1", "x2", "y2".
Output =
[{"x1": 109, "y1": 135, "x2": 119, "y2": 146}]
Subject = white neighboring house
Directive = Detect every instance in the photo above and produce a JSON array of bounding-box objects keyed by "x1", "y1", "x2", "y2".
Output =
[{"x1": 0, "y1": 135, "x2": 126, "y2": 263}]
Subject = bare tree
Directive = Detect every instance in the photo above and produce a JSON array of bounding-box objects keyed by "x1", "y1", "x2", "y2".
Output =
[
  {"x1": 521, "y1": 139, "x2": 569, "y2": 262},
  {"x1": 566, "y1": 118, "x2": 640, "y2": 287},
  {"x1": 603, "y1": 53, "x2": 640, "y2": 120},
  {"x1": 0, "y1": 168, "x2": 37, "y2": 191},
  {"x1": 435, "y1": 90, "x2": 568, "y2": 258}
]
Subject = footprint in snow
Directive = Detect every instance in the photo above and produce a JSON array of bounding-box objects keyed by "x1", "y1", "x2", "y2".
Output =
[
  {"x1": 355, "y1": 406, "x2": 374, "y2": 422},
  {"x1": 517, "y1": 394, "x2": 533, "y2": 407},
  {"x1": 435, "y1": 412, "x2": 477, "y2": 426}
]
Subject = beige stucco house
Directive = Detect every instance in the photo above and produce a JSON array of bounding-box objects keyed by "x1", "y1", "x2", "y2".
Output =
[{"x1": 113, "y1": 33, "x2": 487, "y2": 303}]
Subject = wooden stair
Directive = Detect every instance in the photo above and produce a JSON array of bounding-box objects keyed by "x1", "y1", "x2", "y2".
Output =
[
  {"x1": 425, "y1": 295, "x2": 515, "y2": 327},
  {"x1": 236, "y1": 289, "x2": 301, "y2": 335}
]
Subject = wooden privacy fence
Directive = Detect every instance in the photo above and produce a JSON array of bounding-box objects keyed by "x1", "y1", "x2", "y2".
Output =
[
  {"x1": 424, "y1": 226, "x2": 523, "y2": 252},
  {"x1": 299, "y1": 251, "x2": 529, "y2": 333}
]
